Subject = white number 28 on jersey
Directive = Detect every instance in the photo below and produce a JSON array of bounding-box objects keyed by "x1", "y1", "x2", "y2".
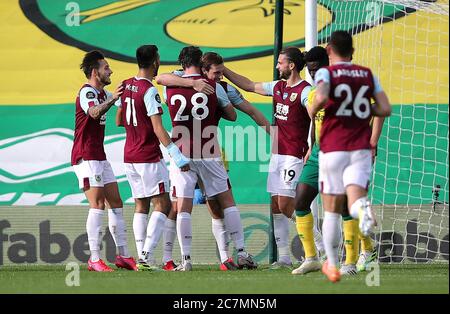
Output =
[
  {"x1": 170, "y1": 93, "x2": 209, "y2": 121},
  {"x1": 335, "y1": 84, "x2": 371, "y2": 119}
]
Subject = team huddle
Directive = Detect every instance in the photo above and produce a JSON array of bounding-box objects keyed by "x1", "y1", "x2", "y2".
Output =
[{"x1": 71, "y1": 31, "x2": 391, "y2": 282}]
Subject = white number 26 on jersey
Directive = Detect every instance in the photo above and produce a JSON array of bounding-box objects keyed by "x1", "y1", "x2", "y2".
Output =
[
  {"x1": 335, "y1": 84, "x2": 371, "y2": 119},
  {"x1": 170, "y1": 93, "x2": 209, "y2": 121}
]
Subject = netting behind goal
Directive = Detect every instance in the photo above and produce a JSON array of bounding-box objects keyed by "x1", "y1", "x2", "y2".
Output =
[{"x1": 316, "y1": 0, "x2": 449, "y2": 263}]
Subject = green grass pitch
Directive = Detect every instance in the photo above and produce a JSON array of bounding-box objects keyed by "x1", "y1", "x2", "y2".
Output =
[{"x1": 0, "y1": 264, "x2": 447, "y2": 294}]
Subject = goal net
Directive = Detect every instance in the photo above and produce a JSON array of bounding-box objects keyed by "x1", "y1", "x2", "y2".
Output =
[{"x1": 315, "y1": 0, "x2": 449, "y2": 263}]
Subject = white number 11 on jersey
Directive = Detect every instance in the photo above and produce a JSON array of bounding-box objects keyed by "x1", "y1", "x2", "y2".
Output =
[{"x1": 125, "y1": 97, "x2": 138, "y2": 126}]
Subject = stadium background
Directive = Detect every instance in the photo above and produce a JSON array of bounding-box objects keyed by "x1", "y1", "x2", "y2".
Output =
[{"x1": 0, "y1": 0, "x2": 448, "y2": 266}]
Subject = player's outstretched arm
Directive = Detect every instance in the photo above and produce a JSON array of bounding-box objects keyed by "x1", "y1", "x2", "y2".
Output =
[
  {"x1": 155, "y1": 73, "x2": 214, "y2": 95},
  {"x1": 223, "y1": 67, "x2": 268, "y2": 96},
  {"x1": 308, "y1": 81, "x2": 329, "y2": 118},
  {"x1": 235, "y1": 100, "x2": 271, "y2": 133},
  {"x1": 220, "y1": 104, "x2": 237, "y2": 121},
  {"x1": 372, "y1": 91, "x2": 392, "y2": 117},
  {"x1": 88, "y1": 84, "x2": 123, "y2": 120},
  {"x1": 151, "y1": 114, "x2": 190, "y2": 171}
]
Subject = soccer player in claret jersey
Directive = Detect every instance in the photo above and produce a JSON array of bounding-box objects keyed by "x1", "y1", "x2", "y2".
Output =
[
  {"x1": 309, "y1": 31, "x2": 392, "y2": 282},
  {"x1": 115, "y1": 45, "x2": 190, "y2": 271},
  {"x1": 71, "y1": 50, "x2": 135, "y2": 272},
  {"x1": 164, "y1": 46, "x2": 254, "y2": 271},
  {"x1": 157, "y1": 51, "x2": 266, "y2": 270},
  {"x1": 224, "y1": 47, "x2": 312, "y2": 269}
]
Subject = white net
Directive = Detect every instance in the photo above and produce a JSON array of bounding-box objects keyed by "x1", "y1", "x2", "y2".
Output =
[{"x1": 316, "y1": 0, "x2": 449, "y2": 263}]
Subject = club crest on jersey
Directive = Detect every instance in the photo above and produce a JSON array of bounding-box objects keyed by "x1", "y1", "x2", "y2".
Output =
[
  {"x1": 282, "y1": 92, "x2": 288, "y2": 100},
  {"x1": 86, "y1": 91, "x2": 95, "y2": 99},
  {"x1": 290, "y1": 93, "x2": 298, "y2": 102}
]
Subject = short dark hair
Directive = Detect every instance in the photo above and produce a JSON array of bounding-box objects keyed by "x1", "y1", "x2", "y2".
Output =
[
  {"x1": 136, "y1": 45, "x2": 158, "y2": 69},
  {"x1": 280, "y1": 47, "x2": 306, "y2": 72},
  {"x1": 201, "y1": 52, "x2": 223, "y2": 71},
  {"x1": 305, "y1": 46, "x2": 329, "y2": 67},
  {"x1": 80, "y1": 50, "x2": 104, "y2": 78},
  {"x1": 178, "y1": 46, "x2": 203, "y2": 69},
  {"x1": 328, "y1": 30, "x2": 353, "y2": 57}
]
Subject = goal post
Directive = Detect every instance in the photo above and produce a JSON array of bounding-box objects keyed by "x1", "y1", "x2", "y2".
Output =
[{"x1": 307, "y1": 0, "x2": 449, "y2": 263}]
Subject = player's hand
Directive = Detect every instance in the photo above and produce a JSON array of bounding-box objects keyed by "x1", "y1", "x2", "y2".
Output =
[
  {"x1": 304, "y1": 147, "x2": 312, "y2": 163},
  {"x1": 112, "y1": 84, "x2": 124, "y2": 101},
  {"x1": 193, "y1": 79, "x2": 214, "y2": 95}
]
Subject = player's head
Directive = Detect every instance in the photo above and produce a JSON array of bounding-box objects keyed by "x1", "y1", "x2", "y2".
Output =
[
  {"x1": 201, "y1": 52, "x2": 224, "y2": 82},
  {"x1": 178, "y1": 46, "x2": 203, "y2": 70},
  {"x1": 277, "y1": 47, "x2": 306, "y2": 79},
  {"x1": 80, "y1": 50, "x2": 112, "y2": 86},
  {"x1": 327, "y1": 30, "x2": 354, "y2": 60},
  {"x1": 136, "y1": 45, "x2": 160, "y2": 76},
  {"x1": 305, "y1": 46, "x2": 329, "y2": 80}
]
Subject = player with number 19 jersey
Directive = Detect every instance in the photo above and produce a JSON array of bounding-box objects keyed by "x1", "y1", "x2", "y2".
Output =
[{"x1": 262, "y1": 79, "x2": 311, "y2": 198}]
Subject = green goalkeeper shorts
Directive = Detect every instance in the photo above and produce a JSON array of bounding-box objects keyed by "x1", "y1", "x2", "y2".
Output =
[{"x1": 298, "y1": 143, "x2": 319, "y2": 189}]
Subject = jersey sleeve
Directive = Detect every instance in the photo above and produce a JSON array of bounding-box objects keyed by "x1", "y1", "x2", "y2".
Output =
[
  {"x1": 226, "y1": 83, "x2": 245, "y2": 106},
  {"x1": 144, "y1": 86, "x2": 163, "y2": 116},
  {"x1": 215, "y1": 83, "x2": 232, "y2": 108},
  {"x1": 79, "y1": 86, "x2": 99, "y2": 114},
  {"x1": 261, "y1": 81, "x2": 278, "y2": 96},
  {"x1": 372, "y1": 75, "x2": 383, "y2": 94},
  {"x1": 314, "y1": 68, "x2": 330, "y2": 85},
  {"x1": 300, "y1": 85, "x2": 312, "y2": 107}
]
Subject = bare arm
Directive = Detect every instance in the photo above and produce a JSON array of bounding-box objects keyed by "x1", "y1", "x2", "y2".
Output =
[
  {"x1": 223, "y1": 67, "x2": 268, "y2": 96},
  {"x1": 372, "y1": 91, "x2": 392, "y2": 117},
  {"x1": 370, "y1": 116, "x2": 385, "y2": 159},
  {"x1": 308, "y1": 82, "x2": 329, "y2": 118},
  {"x1": 88, "y1": 85, "x2": 123, "y2": 120},
  {"x1": 150, "y1": 114, "x2": 172, "y2": 147},
  {"x1": 220, "y1": 104, "x2": 237, "y2": 122},
  {"x1": 116, "y1": 107, "x2": 124, "y2": 127},
  {"x1": 155, "y1": 73, "x2": 214, "y2": 95},
  {"x1": 235, "y1": 100, "x2": 270, "y2": 133},
  {"x1": 370, "y1": 116, "x2": 385, "y2": 148}
]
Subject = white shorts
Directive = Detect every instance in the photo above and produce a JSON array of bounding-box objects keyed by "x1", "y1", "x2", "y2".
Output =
[
  {"x1": 267, "y1": 154, "x2": 304, "y2": 198},
  {"x1": 125, "y1": 160, "x2": 169, "y2": 199},
  {"x1": 170, "y1": 158, "x2": 230, "y2": 198},
  {"x1": 72, "y1": 160, "x2": 116, "y2": 190},
  {"x1": 318, "y1": 149, "x2": 372, "y2": 195}
]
